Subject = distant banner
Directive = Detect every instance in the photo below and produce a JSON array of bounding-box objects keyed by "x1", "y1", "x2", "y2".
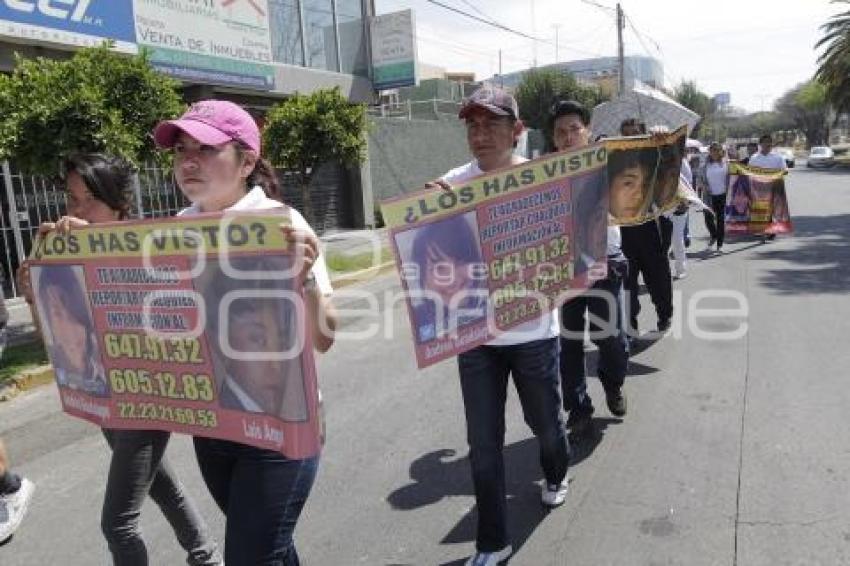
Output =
[
  {"x1": 381, "y1": 144, "x2": 609, "y2": 368},
  {"x1": 726, "y1": 163, "x2": 792, "y2": 235},
  {"x1": 28, "y1": 213, "x2": 320, "y2": 459},
  {"x1": 603, "y1": 125, "x2": 691, "y2": 225}
]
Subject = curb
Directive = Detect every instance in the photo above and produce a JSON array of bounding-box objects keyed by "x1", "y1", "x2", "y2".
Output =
[
  {"x1": 329, "y1": 260, "x2": 396, "y2": 289},
  {"x1": 0, "y1": 365, "x2": 54, "y2": 402}
]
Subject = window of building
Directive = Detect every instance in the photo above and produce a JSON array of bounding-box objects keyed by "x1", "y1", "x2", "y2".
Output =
[
  {"x1": 336, "y1": 0, "x2": 368, "y2": 77},
  {"x1": 302, "y1": 0, "x2": 339, "y2": 72},
  {"x1": 269, "y1": 0, "x2": 305, "y2": 66}
]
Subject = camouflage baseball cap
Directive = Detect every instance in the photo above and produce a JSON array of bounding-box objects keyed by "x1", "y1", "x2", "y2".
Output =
[{"x1": 459, "y1": 86, "x2": 519, "y2": 120}]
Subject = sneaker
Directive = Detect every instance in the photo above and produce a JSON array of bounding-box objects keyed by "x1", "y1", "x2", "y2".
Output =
[
  {"x1": 566, "y1": 411, "x2": 593, "y2": 436},
  {"x1": 541, "y1": 480, "x2": 569, "y2": 507},
  {"x1": 706, "y1": 237, "x2": 716, "y2": 249},
  {"x1": 673, "y1": 271, "x2": 687, "y2": 280},
  {"x1": 605, "y1": 388, "x2": 628, "y2": 417},
  {"x1": 465, "y1": 545, "x2": 512, "y2": 566},
  {"x1": 767, "y1": 233, "x2": 776, "y2": 241},
  {"x1": 684, "y1": 237, "x2": 691, "y2": 248},
  {"x1": 0, "y1": 477, "x2": 35, "y2": 542},
  {"x1": 657, "y1": 317, "x2": 672, "y2": 333}
]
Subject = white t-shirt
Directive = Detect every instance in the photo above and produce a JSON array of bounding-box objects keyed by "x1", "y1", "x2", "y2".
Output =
[
  {"x1": 748, "y1": 152, "x2": 787, "y2": 171},
  {"x1": 607, "y1": 225, "x2": 621, "y2": 256},
  {"x1": 178, "y1": 186, "x2": 333, "y2": 296},
  {"x1": 442, "y1": 159, "x2": 560, "y2": 346},
  {"x1": 705, "y1": 161, "x2": 728, "y2": 196}
]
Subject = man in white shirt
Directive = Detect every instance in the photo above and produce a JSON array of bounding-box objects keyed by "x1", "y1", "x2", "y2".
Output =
[
  {"x1": 550, "y1": 99, "x2": 628, "y2": 437},
  {"x1": 747, "y1": 134, "x2": 788, "y2": 241},
  {"x1": 428, "y1": 87, "x2": 570, "y2": 566}
]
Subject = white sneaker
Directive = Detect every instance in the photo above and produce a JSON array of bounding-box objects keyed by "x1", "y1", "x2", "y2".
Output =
[
  {"x1": 465, "y1": 545, "x2": 512, "y2": 566},
  {"x1": 541, "y1": 479, "x2": 569, "y2": 507},
  {"x1": 673, "y1": 272, "x2": 688, "y2": 280},
  {"x1": 0, "y1": 477, "x2": 35, "y2": 542}
]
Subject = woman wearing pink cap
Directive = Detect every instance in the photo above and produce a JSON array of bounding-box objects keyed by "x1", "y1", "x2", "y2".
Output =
[{"x1": 153, "y1": 100, "x2": 337, "y2": 565}]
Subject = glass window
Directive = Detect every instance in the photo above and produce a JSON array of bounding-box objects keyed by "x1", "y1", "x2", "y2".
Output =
[
  {"x1": 302, "y1": 0, "x2": 339, "y2": 72},
  {"x1": 269, "y1": 0, "x2": 304, "y2": 66},
  {"x1": 336, "y1": 0, "x2": 368, "y2": 77}
]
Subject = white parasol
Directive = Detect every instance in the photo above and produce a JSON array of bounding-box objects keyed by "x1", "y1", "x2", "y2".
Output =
[{"x1": 591, "y1": 81, "x2": 701, "y2": 139}]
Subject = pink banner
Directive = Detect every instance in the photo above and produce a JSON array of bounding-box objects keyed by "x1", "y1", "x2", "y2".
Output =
[{"x1": 28, "y1": 213, "x2": 321, "y2": 459}]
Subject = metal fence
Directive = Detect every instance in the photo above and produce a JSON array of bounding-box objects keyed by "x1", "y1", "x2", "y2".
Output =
[
  {"x1": 366, "y1": 99, "x2": 463, "y2": 121},
  {"x1": 0, "y1": 160, "x2": 188, "y2": 299}
]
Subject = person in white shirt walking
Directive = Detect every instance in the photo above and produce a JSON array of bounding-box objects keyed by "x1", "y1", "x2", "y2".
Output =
[
  {"x1": 428, "y1": 87, "x2": 571, "y2": 566},
  {"x1": 700, "y1": 142, "x2": 730, "y2": 252},
  {"x1": 747, "y1": 134, "x2": 788, "y2": 242}
]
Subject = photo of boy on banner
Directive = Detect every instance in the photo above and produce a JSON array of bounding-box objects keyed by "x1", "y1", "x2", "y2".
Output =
[
  {"x1": 32, "y1": 264, "x2": 108, "y2": 397},
  {"x1": 727, "y1": 177, "x2": 753, "y2": 221},
  {"x1": 395, "y1": 212, "x2": 489, "y2": 344},
  {"x1": 197, "y1": 255, "x2": 309, "y2": 422},
  {"x1": 607, "y1": 147, "x2": 656, "y2": 223}
]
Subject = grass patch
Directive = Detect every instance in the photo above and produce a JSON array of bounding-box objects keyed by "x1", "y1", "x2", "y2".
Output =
[
  {"x1": 325, "y1": 247, "x2": 393, "y2": 274},
  {"x1": 0, "y1": 340, "x2": 49, "y2": 386}
]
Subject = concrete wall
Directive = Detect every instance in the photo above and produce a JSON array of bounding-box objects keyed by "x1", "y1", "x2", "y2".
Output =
[{"x1": 367, "y1": 116, "x2": 471, "y2": 203}]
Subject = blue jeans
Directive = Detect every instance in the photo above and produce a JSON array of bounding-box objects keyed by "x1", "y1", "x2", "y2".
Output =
[
  {"x1": 101, "y1": 429, "x2": 221, "y2": 566},
  {"x1": 560, "y1": 274, "x2": 629, "y2": 418},
  {"x1": 457, "y1": 338, "x2": 570, "y2": 552},
  {"x1": 193, "y1": 437, "x2": 318, "y2": 566}
]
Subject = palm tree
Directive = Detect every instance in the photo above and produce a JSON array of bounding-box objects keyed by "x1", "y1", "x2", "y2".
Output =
[{"x1": 815, "y1": 0, "x2": 850, "y2": 115}]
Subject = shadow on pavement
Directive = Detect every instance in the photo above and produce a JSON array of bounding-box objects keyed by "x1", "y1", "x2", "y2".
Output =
[
  {"x1": 751, "y1": 214, "x2": 850, "y2": 295},
  {"x1": 390, "y1": 434, "x2": 607, "y2": 562}
]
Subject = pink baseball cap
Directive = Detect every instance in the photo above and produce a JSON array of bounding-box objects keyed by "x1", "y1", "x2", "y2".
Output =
[{"x1": 153, "y1": 100, "x2": 261, "y2": 154}]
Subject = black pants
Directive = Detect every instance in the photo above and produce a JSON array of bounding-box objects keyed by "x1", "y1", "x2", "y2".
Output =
[
  {"x1": 559, "y1": 270, "x2": 629, "y2": 417},
  {"x1": 621, "y1": 221, "x2": 673, "y2": 328},
  {"x1": 659, "y1": 215, "x2": 673, "y2": 256},
  {"x1": 703, "y1": 193, "x2": 727, "y2": 246}
]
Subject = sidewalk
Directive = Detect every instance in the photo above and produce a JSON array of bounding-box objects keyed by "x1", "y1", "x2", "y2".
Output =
[{"x1": 1, "y1": 228, "x2": 391, "y2": 347}]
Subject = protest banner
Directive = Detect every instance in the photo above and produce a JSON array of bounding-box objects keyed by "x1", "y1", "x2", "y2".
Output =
[
  {"x1": 603, "y1": 125, "x2": 692, "y2": 225},
  {"x1": 726, "y1": 163, "x2": 793, "y2": 235},
  {"x1": 28, "y1": 213, "x2": 321, "y2": 460},
  {"x1": 381, "y1": 144, "x2": 609, "y2": 369}
]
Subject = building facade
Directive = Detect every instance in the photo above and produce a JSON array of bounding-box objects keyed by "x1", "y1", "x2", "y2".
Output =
[
  {"x1": 489, "y1": 55, "x2": 664, "y2": 93},
  {"x1": 0, "y1": 0, "x2": 379, "y2": 298}
]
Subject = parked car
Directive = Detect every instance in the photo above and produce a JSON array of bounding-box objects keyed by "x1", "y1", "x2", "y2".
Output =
[
  {"x1": 807, "y1": 146, "x2": 835, "y2": 168},
  {"x1": 774, "y1": 147, "x2": 796, "y2": 168}
]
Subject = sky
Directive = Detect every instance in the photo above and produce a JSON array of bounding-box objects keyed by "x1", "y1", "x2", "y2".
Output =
[{"x1": 374, "y1": 0, "x2": 842, "y2": 113}]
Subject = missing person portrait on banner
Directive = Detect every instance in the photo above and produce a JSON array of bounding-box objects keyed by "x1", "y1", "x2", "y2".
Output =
[
  {"x1": 603, "y1": 125, "x2": 695, "y2": 225},
  {"x1": 381, "y1": 143, "x2": 610, "y2": 369},
  {"x1": 27, "y1": 213, "x2": 321, "y2": 460},
  {"x1": 725, "y1": 162, "x2": 793, "y2": 235}
]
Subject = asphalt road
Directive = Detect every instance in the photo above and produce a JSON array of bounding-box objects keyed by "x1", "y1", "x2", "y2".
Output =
[{"x1": 2, "y1": 165, "x2": 849, "y2": 565}]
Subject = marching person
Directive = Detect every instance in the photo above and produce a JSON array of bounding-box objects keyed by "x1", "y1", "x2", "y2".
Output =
[
  {"x1": 700, "y1": 142, "x2": 730, "y2": 253},
  {"x1": 550, "y1": 99, "x2": 629, "y2": 435},
  {"x1": 152, "y1": 100, "x2": 337, "y2": 565},
  {"x1": 17, "y1": 153, "x2": 222, "y2": 565},
  {"x1": 429, "y1": 86, "x2": 571, "y2": 566},
  {"x1": 617, "y1": 119, "x2": 674, "y2": 337}
]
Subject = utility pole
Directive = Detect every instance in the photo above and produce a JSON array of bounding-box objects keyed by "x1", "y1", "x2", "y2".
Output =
[
  {"x1": 498, "y1": 49, "x2": 503, "y2": 88},
  {"x1": 616, "y1": 3, "x2": 625, "y2": 96}
]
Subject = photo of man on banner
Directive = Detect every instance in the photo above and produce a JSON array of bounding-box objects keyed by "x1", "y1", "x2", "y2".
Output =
[{"x1": 197, "y1": 255, "x2": 309, "y2": 422}]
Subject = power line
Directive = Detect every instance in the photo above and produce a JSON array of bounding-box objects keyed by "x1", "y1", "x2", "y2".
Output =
[{"x1": 422, "y1": 0, "x2": 544, "y2": 43}]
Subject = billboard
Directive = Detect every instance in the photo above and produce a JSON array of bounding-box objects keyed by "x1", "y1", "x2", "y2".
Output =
[
  {"x1": 370, "y1": 9, "x2": 417, "y2": 90},
  {"x1": 133, "y1": 0, "x2": 276, "y2": 90},
  {"x1": 0, "y1": 0, "x2": 136, "y2": 52}
]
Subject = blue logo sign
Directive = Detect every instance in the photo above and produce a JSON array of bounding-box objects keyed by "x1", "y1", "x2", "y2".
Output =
[{"x1": 0, "y1": 1, "x2": 136, "y2": 43}]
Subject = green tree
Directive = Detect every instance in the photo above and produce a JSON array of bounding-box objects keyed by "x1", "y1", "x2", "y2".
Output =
[
  {"x1": 0, "y1": 44, "x2": 183, "y2": 174},
  {"x1": 672, "y1": 80, "x2": 714, "y2": 118},
  {"x1": 263, "y1": 87, "x2": 367, "y2": 225},
  {"x1": 514, "y1": 68, "x2": 606, "y2": 146},
  {"x1": 815, "y1": 0, "x2": 850, "y2": 115},
  {"x1": 776, "y1": 80, "x2": 832, "y2": 146}
]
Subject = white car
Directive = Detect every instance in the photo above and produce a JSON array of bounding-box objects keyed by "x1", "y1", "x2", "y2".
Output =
[{"x1": 807, "y1": 146, "x2": 835, "y2": 168}]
